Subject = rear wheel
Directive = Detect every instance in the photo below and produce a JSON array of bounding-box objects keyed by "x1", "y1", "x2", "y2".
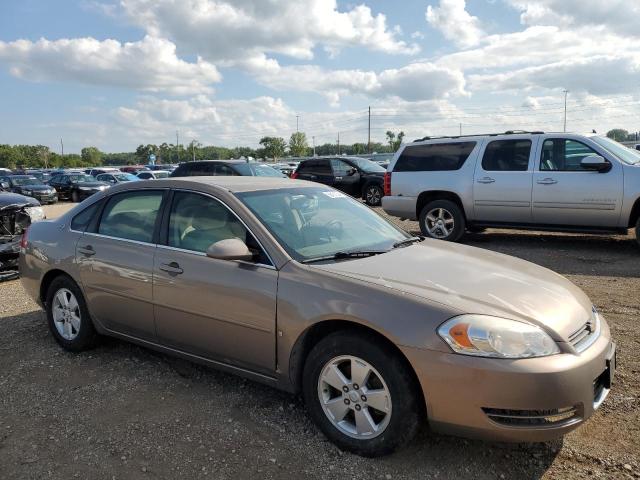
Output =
[
  {"x1": 71, "y1": 191, "x2": 79, "y2": 203},
  {"x1": 302, "y1": 330, "x2": 421, "y2": 457},
  {"x1": 635, "y1": 217, "x2": 640, "y2": 249},
  {"x1": 45, "y1": 276, "x2": 98, "y2": 351},
  {"x1": 419, "y1": 199, "x2": 465, "y2": 241},
  {"x1": 363, "y1": 184, "x2": 383, "y2": 206}
]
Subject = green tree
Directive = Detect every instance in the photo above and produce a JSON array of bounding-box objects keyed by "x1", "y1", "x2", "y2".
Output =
[
  {"x1": 81, "y1": 146, "x2": 102, "y2": 166},
  {"x1": 259, "y1": 136, "x2": 286, "y2": 160},
  {"x1": 289, "y1": 132, "x2": 309, "y2": 157},
  {"x1": 135, "y1": 144, "x2": 158, "y2": 164},
  {"x1": 386, "y1": 130, "x2": 405, "y2": 151},
  {"x1": 606, "y1": 129, "x2": 631, "y2": 141}
]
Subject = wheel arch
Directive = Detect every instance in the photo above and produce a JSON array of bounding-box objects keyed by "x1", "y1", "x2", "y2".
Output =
[
  {"x1": 288, "y1": 319, "x2": 425, "y2": 410},
  {"x1": 39, "y1": 269, "x2": 75, "y2": 305},
  {"x1": 415, "y1": 190, "x2": 466, "y2": 220},
  {"x1": 628, "y1": 196, "x2": 640, "y2": 229}
]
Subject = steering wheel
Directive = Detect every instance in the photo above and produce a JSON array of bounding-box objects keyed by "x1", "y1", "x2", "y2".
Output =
[{"x1": 325, "y1": 219, "x2": 344, "y2": 239}]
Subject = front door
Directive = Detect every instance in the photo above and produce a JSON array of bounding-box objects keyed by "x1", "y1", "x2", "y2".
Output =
[
  {"x1": 76, "y1": 189, "x2": 165, "y2": 339},
  {"x1": 153, "y1": 190, "x2": 277, "y2": 374},
  {"x1": 532, "y1": 138, "x2": 623, "y2": 227},
  {"x1": 331, "y1": 159, "x2": 360, "y2": 196},
  {"x1": 473, "y1": 137, "x2": 536, "y2": 223}
]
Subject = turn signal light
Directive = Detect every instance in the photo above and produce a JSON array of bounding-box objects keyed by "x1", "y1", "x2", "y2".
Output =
[{"x1": 383, "y1": 172, "x2": 391, "y2": 196}]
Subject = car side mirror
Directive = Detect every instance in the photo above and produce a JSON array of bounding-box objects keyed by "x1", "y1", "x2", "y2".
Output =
[
  {"x1": 348, "y1": 167, "x2": 358, "y2": 176},
  {"x1": 206, "y1": 238, "x2": 254, "y2": 261},
  {"x1": 0, "y1": 181, "x2": 9, "y2": 189},
  {"x1": 581, "y1": 155, "x2": 610, "y2": 172}
]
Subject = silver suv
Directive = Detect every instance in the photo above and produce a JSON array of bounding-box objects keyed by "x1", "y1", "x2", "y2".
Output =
[{"x1": 382, "y1": 131, "x2": 640, "y2": 246}]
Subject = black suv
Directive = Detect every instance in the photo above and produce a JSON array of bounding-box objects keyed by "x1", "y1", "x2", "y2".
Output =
[
  {"x1": 292, "y1": 157, "x2": 386, "y2": 205},
  {"x1": 48, "y1": 173, "x2": 110, "y2": 202},
  {"x1": 170, "y1": 160, "x2": 285, "y2": 178},
  {"x1": 0, "y1": 175, "x2": 58, "y2": 204}
]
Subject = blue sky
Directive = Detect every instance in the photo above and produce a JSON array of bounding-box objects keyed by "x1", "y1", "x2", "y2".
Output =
[{"x1": 0, "y1": 0, "x2": 638, "y2": 152}]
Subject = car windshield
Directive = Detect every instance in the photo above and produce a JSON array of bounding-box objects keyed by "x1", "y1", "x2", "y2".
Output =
[
  {"x1": 11, "y1": 177, "x2": 41, "y2": 186},
  {"x1": 346, "y1": 157, "x2": 386, "y2": 173},
  {"x1": 234, "y1": 163, "x2": 284, "y2": 177},
  {"x1": 114, "y1": 173, "x2": 139, "y2": 181},
  {"x1": 154, "y1": 171, "x2": 170, "y2": 178},
  {"x1": 237, "y1": 187, "x2": 409, "y2": 262},
  {"x1": 69, "y1": 174, "x2": 96, "y2": 183},
  {"x1": 592, "y1": 136, "x2": 640, "y2": 165}
]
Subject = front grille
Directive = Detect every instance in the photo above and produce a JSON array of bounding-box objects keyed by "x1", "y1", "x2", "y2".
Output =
[
  {"x1": 482, "y1": 407, "x2": 579, "y2": 427},
  {"x1": 568, "y1": 308, "x2": 600, "y2": 353}
]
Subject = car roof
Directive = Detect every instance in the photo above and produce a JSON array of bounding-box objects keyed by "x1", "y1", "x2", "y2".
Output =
[
  {"x1": 112, "y1": 176, "x2": 313, "y2": 193},
  {"x1": 299, "y1": 156, "x2": 364, "y2": 163},
  {"x1": 180, "y1": 159, "x2": 247, "y2": 165},
  {"x1": 7, "y1": 175, "x2": 37, "y2": 179}
]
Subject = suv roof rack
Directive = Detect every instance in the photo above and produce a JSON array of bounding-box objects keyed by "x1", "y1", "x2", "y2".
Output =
[{"x1": 412, "y1": 130, "x2": 545, "y2": 143}]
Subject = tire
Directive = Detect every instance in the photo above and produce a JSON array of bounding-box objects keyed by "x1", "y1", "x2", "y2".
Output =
[
  {"x1": 45, "y1": 275, "x2": 99, "y2": 352},
  {"x1": 363, "y1": 184, "x2": 383, "y2": 206},
  {"x1": 71, "y1": 191, "x2": 79, "y2": 203},
  {"x1": 419, "y1": 199, "x2": 465, "y2": 242},
  {"x1": 635, "y1": 217, "x2": 640, "y2": 249},
  {"x1": 302, "y1": 330, "x2": 422, "y2": 457}
]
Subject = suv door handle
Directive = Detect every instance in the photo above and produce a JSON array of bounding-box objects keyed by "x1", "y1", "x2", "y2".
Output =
[
  {"x1": 308, "y1": 175, "x2": 317, "y2": 179},
  {"x1": 159, "y1": 262, "x2": 183, "y2": 275},
  {"x1": 477, "y1": 177, "x2": 495, "y2": 184},
  {"x1": 78, "y1": 245, "x2": 95, "y2": 256},
  {"x1": 537, "y1": 178, "x2": 558, "y2": 185}
]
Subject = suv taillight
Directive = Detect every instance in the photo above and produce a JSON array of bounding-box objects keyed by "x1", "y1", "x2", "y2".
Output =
[
  {"x1": 290, "y1": 171, "x2": 298, "y2": 179},
  {"x1": 383, "y1": 172, "x2": 391, "y2": 196},
  {"x1": 20, "y1": 227, "x2": 29, "y2": 249}
]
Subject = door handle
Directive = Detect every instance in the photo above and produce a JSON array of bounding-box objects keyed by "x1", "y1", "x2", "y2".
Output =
[
  {"x1": 477, "y1": 177, "x2": 495, "y2": 184},
  {"x1": 537, "y1": 178, "x2": 558, "y2": 185},
  {"x1": 335, "y1": 176, "x2": 343, "y2": 180},
  {"x1": 308, "y1": 175, "x2": 317, "y2": 179},
  {"x1": 78, "y1": 245, "x2": 95, "y2": 256},
  {"x1": 159, "y1": 262, "x2": 183, "y2": 275}
]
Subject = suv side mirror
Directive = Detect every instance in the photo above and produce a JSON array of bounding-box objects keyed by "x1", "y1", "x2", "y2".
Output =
[
  {"x1": 581, "y1": 155, "x2": 610, "y2": 172},
  {"x1": 0, "y1": 181, "x2": 9, "y2": 189},
  {"x1": 347, "y1": 167, "x2": 358, "y2": 176},
  {"x1": 206, "y1": 238, "x2": 254, "y2": 261}
]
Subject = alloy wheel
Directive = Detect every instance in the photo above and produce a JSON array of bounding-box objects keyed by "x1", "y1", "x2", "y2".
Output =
[
  {"x1": 425, "y1": 207, "x2": 455, "y2": 239},
  {"x1": 366, "y1": 186, "x2": 381, "y2": 205},
  {"x1": 52, "y1": 288, "x2": 81, "y2": 341},
  {"x1": 317, "y1": 355, "x2": 392, "y2": 439}
]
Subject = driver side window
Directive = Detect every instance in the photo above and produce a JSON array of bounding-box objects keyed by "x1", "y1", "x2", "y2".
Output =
[
  {"x1": 330, "y1": 159, "x2": 352, "y2": 176},
  {"x1": 540, "y1": 139, "x2": 602, "y2": 171}
]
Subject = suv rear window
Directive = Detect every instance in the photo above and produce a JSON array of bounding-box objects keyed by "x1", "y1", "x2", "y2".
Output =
[
  {"x1": 394, "y1": 142, "x2": 476, "y2": 172},
  {"x1": 481, "y1": 140, "x2": 532, "y2": 171}
]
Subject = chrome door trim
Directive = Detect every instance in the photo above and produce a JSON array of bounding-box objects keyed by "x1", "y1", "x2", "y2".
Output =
[{"x1": 155, "y1": 243, "x2": 276, "y2": 271}]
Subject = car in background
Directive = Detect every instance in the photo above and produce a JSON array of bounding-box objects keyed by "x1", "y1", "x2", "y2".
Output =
[
  {"x1": 148, "y1": 164, "x2": 176, "y2": 171},
  {"x1": 86, "y1": 168, "x2": 120, "y2": 177},
  {"x1": 382, "y1": 131, "x2": 640, "y2": 245},
  {"x1": 96, "y1": 172, "x2": 140, "y2": 185},
  {"x1": 635, "y1": 144, "x2": 640, "y2": 151},
  {"x1": 292, "y1": 156, "x2": 386, "y2": 206},
  {"x1": 1, "y1": 191, "x2": 44, "y2": 276},
  {"x1": 0, "y1": 175, "x2": 58, "y2": 204},
  {"x1": 272, "y1": 163, "x2": 296, "y2": 177},
  {"x1": 120, "y1": 165, "x2": 147, "y2": 174},
  {"x1": 136, "y1": 170, "x2": 171, "y2": 180},
  {"x1": 24, "y1": 170, "x2": 53, "y2": 184},
  {"x1": 170, "y1": 160, "x2": 286, "y2": 178},
  {"x1": 48, "y1": 173, "x2": 110, "y2": 202},
  {"x1": 0, "y1": 168, "x2": 12, "y2": 176}
]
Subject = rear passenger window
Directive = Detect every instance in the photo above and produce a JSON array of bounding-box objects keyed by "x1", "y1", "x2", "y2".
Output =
[
  {"x1": 481, "y1": 140, "x2": 531, "y2": 171},
  {"x1": 98, "y1": 191, "x2": 164, "y2": 243},
  {"x1": 394, "y1": 142, "x2": 475, "y2": 172},
  {"x1": 71, "y1": 201, "x2": 102, "y2": 232}
]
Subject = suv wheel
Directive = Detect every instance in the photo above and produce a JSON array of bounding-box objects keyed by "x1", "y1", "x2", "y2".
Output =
[
  {"x1": 71, "y1": 191, "x2": 79, "y2": 203},
  {"x1": 45, "y1": 276, "x2": 98, "y2": 351},
  {"x1": 303, "y1": 331, "x2": 421, "y2": 457},
  {"x1": 363, "y1": 184, "x2": 383, "y2": 206},
  {"x1": 419, "y1": 200, "x2": 465, "y2": 241},
  {"x1": 635, "y1": 217, "x2": 640, "y2": 248}
]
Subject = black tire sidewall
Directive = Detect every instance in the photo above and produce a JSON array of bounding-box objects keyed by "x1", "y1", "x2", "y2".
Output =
[
  {"x1": 71, "y1": 191, "x2": 79, "y2": 202},
  {"x1": 363, "y1": 184, "x2": 383, "y2": 206},
  {"x1": 419, "y1": 199, "x2": 465, "y2": 241},
  {"x1": 635, "y1": 217, "x2": 640, "y2": 248},
  {"x1": 45, "y1": 276, "x2": 97, "y2": 351},
  {"x1": 302, "y1": 331, "x2": 421, "y2": 457}
]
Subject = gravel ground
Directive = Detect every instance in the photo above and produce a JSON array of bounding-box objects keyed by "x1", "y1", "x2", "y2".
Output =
[{"x1": 0, "y1": 202, "x2": 638, "y2": 479}]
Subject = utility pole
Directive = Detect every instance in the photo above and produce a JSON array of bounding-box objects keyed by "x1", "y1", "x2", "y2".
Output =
[
  {"x1": 459, "y1": 123, "x2": 462, "y2": 136},
  {"x1": 368, "y1": 106, "x2": 371, "y2": 154},
  {"x1": 60, "y1": 138, "x2": 64, "y2": 156},
  {"x1": 296, "y1": 115, "x2": 299, "y2": 133},
  {"x1": 337, "y1": 132, "x2": 340, "y2": 155},
  {"x1": 192, "y1": 139, "x2": 196, "y2": 161},
  {"x1": 563, "y1": 89, "x2": 569, "y2": 132},
  {"x1": 175, "y1": 131, "x2": 179, "y2": 162},
  {"x1": 312, "y1": 136, "x2": 316, "y2": 157}
]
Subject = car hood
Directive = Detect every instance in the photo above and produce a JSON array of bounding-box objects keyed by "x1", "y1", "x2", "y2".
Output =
[
  {"x1": 313, "y1": 240, "x2": 592, "y2": 341},
  {"x1": 0, "y1": 192, "x2": 40, "y2": 207},
  {"x1": 17, "y1": 184, "x2": 52, "y2": 191},
  {"x1": 72, "y1": 182, "x2": 109, "y2": 188}
]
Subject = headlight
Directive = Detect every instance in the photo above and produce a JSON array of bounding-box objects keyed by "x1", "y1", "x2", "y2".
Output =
[
  {"x1": 78, "y1": 186, "x2": 93, "y2": 191},
  {"x1": 438, "y1": 315, "x2": 560, "y2": 359},
  {"x1": 25, "y1": 206, "x2": 45, "y2": 222},
  {"x1": 22, "y1": 189, "x2": 32, "y2": 195}
]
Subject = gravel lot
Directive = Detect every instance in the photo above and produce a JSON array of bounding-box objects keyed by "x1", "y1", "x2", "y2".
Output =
[{"x1": 0, "y1": 201, "x2": 638, "y2": 479}]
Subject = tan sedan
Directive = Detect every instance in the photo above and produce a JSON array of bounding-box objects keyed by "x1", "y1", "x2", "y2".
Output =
[{"x1": 19, "y1": 177, "x2": 615, "y2": 456}]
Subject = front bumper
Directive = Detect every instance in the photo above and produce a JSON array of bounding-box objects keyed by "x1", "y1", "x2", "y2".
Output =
[
  {"x1": 30, "y1": 192, "x2": 58, "y2": 204},
  {"x1": 401, "y1": 325, "x2": 615, "y2": 442}
]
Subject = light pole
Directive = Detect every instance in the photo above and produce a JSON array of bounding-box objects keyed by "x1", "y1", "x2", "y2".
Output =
[
  {"x1": 563, "y1": 89, "x2": 569, "y2": 132},
  {"x1": 312, "y1": 136, "x2": 316, "y2": 157},
  {"x1": 296, "y1": 115, "x2": 299, "y2": 133}
]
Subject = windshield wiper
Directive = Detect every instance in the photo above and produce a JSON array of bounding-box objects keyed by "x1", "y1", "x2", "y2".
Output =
[
  {"x1": 393, "y1": 236, "x2": 424, "y2": 248},
  {"x1": 301, "y1": 250, "x2": 387, "y2": 264}
]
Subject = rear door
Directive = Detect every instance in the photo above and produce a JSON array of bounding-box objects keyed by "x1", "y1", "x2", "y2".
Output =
[
  {"x1": 152, "y1": 190, "x2": 277, "y2": 374},
  {"x1": 473, "y1": 137, "x2": 536, "y2": 223},
  {"x1": 76, "y1": 189, "x2": 166, "y2": 340},
  {"x1": 295, "y1": 160, "x2": 334, "y2": 186},
  {"x1": 532, "y1": 137, "x2": 623, "y2": 227}
]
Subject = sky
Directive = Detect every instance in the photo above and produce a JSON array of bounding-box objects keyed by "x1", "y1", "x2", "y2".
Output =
[{"x1": 0, "y1": 0, "x2": 639, "y2": 153}]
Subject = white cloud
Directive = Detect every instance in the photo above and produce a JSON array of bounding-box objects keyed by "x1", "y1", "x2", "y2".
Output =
[
  {"x1": 119, "y1": 0, "x2": 419, "y2": 68},
  {"x1": 426, "y1": 0, "x2": 485, "y2": 48},
  {"x1": 0, "y1": 35, "x2": 221, "y2": 95}
]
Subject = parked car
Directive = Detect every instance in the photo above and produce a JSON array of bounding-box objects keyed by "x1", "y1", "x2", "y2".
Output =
[
  {"x1": 292, "y1": 156, "x2": 386, "y2": 206},
  {"x1": 20, "y1": 177, "x2": 615, "y2": 456},
  {"x1": 96, "y1": 172, "x2": 140, "y2": 185},
  {"x1": 0, "y1": 175, "x2": 58, "y2": 204},
  {"x1": 24, "y1": 170, "x2": 52, "y2": 184},
  {"x1": 170, "y1": 160, "x2": 286, "y2": 178},
  {"x1": 635, "y1": 144, "x2": 640, "y2": 151},
  {"x1": 48, "y1": 173, "x2": 110, "y2": 202},
  {"x1": 120, "y1": 165, "x2": 147, "y2": 174},
  {"x1": 86, "y1": 168, "x2": 120, "y2": 177},
  {"x1": 1, "y1": 191, "x2": 44, "y2": 275},
  {"x1": 382, "y1": 131, "x2": 640, "y2": 245},
  {"x1": 136, "y1": 170, "x2": 171, "y2": 180}
]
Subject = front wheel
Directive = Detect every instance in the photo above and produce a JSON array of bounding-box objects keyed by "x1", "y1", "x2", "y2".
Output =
[
  {"x1": 71, "y1": 191, "x2": 79, "y2": 203},
  {"x1": 419, "y1": 199, "x2": 465, "y2": 241},
  {"x1": 363, "y1": 184, "x2": 383, "y2": 206},
  {"x1": 635, "y1": 217, "x2": 640, "y2": 249},
  {"x1": 302, "y1": 331, "x2": 422, "y2": 457}
]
